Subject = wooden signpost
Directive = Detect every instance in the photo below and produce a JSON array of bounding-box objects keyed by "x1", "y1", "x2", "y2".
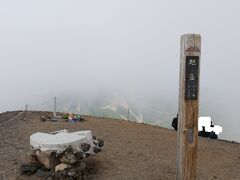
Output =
[{"x1": 176, "y1": 34, "x2": 201, "y2": 180}]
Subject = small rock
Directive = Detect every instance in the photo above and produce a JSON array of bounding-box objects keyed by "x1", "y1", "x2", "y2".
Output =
[
  {"x1": 29, "y1": 151, "x2": 40, "y2": 164},
  {"x1": 36, "y1": 150, "x2": 59, "y2": 169},
  {"x1": 93, "y1": 141, "x2": 98, "y2": 146},
  {"x1": 55, "y1": 163, "x2": 71, "y2": 172},
  {"x1": 81, "y1": 143, "x2": 91, "y2": 152},
  {"x1": 20, "y1": 164, "x2": 40, "y2": 175},
  {"x1": 29, "y1": 154, "x2": 38, "y2": 164},
  {"x1": 53, "y1": 169, "x2": 68, "y2": 178},
  {"x1": 68, "y1": 171, "x2": 76, "y2": 177},
  {"x1": 60, "y1": 153, "x2": 77, "y2": 164},
  {"x1": 97, "y1": 138, "x2": 104, "y2": 147},
  {"x1": 74, "y1": 152, "x2": 84, "y2": 160},
  {"x1": 40, "y1": 116, "x2": 47, "y2": 121},
  {"x1": 85, "y1": 152, "x2": 90, "y2": 157},
  {"x1": 79, "y1": 161, "x2": 87, "y2": 170},
  {"x1": 62, "y1": 146, "x2": 73, "y2": 154},
  {"x1": 60, "y1": 146, "x2": 77, "y2": 164},
  {"x1": 93, "y1": 147, "x2": 102, "y2": 153},
  {"x1": 35, "y1": 168, "x2": 52, "y2": 178},
  {"x1": 68, "y1": 167, "x2": 82, "y2": 177},
  {"x1": 69, "y1": 161, "x2": 87, "y2": 174}
]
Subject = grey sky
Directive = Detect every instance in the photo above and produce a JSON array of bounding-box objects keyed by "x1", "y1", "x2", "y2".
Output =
[{"x1": 0, "y1": 0, "x2": 239, "y2": 141}]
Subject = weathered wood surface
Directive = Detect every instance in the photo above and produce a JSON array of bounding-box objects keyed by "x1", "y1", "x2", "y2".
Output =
[{"x1": 176, "y1": 34, "x2": 201, "y2": 180}]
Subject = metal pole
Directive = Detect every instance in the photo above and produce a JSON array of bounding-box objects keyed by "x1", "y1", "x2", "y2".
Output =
[
  {"x1": 53, "y1": 97, "x2": 56, "y2": 117},
  {"x1": 176, "y1": 34, "x2": 201, "y2": 180},
  {"x1": 23, "y1": 104, "x2": 28, "y2": 120}
]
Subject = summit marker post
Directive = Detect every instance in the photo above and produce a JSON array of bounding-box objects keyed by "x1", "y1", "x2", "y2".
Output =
[{"x1": 176, "y1": 34, "x2": 201, "y2": 180}]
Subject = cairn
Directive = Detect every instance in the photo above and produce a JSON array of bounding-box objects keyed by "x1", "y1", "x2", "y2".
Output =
[{"x1": 20, "y1": 130, "x2": 104, "y2": 179}]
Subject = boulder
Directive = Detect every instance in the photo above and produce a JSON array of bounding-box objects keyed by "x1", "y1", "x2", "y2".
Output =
[
  {"x1": 53, "y1": 169, "x2": 68, "y2": 178},
  {"x1": 35, "y1": 168, "x2": 52, "y2": 178},
  {"x1": 35, "y1": 150, "x2": 59, "y2": 169},
  {"x1": 29, "y1": 151, "x2": 40, "y2": 164},
  {"x1": 60, "y1": 153, "x2": 77, "y2": 164},
  {"x1": 20, "y1": 164, "x2": 41, "y2": 175},
  {"x1": 59, "y1": 146, "x2": 77, "y2": 164}
]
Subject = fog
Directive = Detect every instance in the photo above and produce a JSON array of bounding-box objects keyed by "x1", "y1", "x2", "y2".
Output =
[{"x1": 0, "y1": 0, "x2": 239, "y2": 142}]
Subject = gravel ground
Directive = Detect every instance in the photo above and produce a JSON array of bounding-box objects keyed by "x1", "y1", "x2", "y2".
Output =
[{"x1": 0, "y1": 111, "x2": 239, "y2": 180}]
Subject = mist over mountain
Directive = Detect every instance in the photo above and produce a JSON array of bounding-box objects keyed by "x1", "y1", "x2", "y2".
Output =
[
  {"x1": 18, "y1": 89, "x2": 237, "y2": 142},
  {"x1": 26, "y1": 91, "x2": 176, "y2": 129}
]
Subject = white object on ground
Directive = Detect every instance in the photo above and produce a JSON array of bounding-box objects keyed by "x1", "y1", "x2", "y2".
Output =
[
  {"x1": 30, "y1": 129, "x2": 95, "y2": 153},
  {"x1": 55, "y1": 163, "x2": 72, "y2": 172},
  {"x1": 198, "y1": 117, "x2": 223, "y2": 135}
]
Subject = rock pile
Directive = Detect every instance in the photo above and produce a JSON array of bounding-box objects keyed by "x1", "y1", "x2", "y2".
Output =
[{"x1": 20, "y1": 131, "x2": 104, "y2": 179}]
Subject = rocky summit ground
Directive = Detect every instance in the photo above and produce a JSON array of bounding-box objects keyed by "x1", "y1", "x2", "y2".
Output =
[{"x1": 0, "y1": 111, "x2": 239, "y2": 180}]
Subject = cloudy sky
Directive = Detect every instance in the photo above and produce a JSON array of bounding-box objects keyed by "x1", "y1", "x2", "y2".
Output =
[{"x1": 0, "y1": 0, "x2": 239, "y2": 141}]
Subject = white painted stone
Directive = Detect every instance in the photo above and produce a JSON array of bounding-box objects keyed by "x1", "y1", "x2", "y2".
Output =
[{"x1": 30, "y1": 130, "x2": 94, "y2": 153}]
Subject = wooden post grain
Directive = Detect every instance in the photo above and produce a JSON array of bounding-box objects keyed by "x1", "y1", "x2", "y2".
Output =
[{"x1": 176, "y1": 34, "x2": 201, "y2": 180}]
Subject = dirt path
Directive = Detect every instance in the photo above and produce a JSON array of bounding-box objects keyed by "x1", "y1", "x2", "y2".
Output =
[{"x1": 0, "y1": 111, "x2": 239, "y2": 180}]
